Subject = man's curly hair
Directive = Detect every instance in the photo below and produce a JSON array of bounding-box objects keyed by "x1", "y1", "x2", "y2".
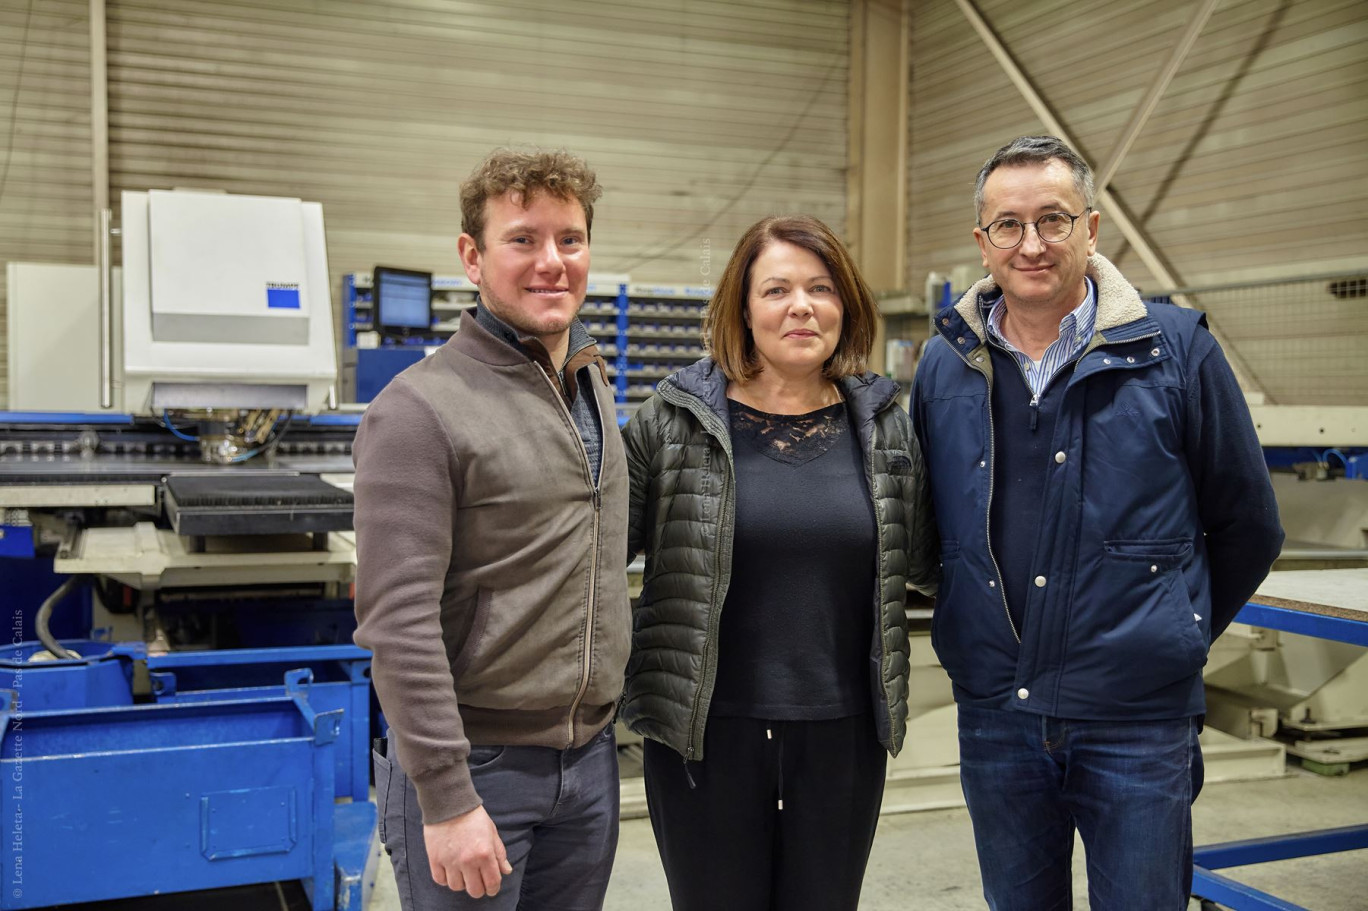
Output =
[{"x1": 460, "y1": 148, "x2": 603, "y2": 249}]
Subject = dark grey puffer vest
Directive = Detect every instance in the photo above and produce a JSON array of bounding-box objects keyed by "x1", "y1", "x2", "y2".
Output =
[{"x1": 620, "y1": 357, "x2": 939, "y2": 761}]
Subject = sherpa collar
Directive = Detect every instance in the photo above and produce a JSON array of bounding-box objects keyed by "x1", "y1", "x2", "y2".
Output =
[{"x1": 951, "y1": 253, "x2": 1148, "y2": 341}]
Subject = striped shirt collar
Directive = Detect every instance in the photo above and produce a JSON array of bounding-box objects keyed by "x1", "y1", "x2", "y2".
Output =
[{"x1": 983, "y1": 277, "x2": 1097, "y2": 397}]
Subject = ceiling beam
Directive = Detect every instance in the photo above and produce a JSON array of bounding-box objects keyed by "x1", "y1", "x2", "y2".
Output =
[{"x1": 1097, "y1": 0, "x2": 1221, "y2": 191}]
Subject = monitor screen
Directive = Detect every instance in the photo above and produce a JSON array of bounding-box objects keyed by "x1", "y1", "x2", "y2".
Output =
[{"x1": 373, "y1": 266, "x2": 433, "y2": 334}]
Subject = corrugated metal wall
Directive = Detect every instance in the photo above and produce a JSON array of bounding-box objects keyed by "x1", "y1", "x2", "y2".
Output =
[
  {"x1": 106, "y1": 0, "x2": 849, "y2": 285},
  {"x1": 5, "y1": 0, "x2": 1363, "y2": 407},
  {"x1": 0, "y1": 0, "x2": 848, "y2": 408},
  {"x1": 907, "y1": 0, "x2": 1368, "y2": 405},
  {"x1": 0, "y1": 0, "x2": 93, "y2": 406}
]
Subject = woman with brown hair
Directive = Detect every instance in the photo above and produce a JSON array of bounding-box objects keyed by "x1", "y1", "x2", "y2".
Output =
[{"x1": 621, "y1": 215, "x2": 939, "y2": 910}]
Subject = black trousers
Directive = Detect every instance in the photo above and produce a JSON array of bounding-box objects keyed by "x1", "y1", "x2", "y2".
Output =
[{"x1": 642, "y1": 713, "x2": 887, "y2": 911}]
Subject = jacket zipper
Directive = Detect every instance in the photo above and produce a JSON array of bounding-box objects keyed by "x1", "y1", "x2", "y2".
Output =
[
  {"x1": 567, "y1": 493, "x2": 602, "y2": 744},
  {"x1": 945, "y1": 337, "x2": 1020, "y2": 643},
  {"x1": 999, "y1": 340, "x2": 1041, "y2": 431},
  {"x1": 866, "y1": 398, "x2": 898, "y2": 748},
  {"x1": 982, "y1": 379, "x2": 1020, "y2": 643},
  {"x1": 659, "y1": 381, "x2": 734, "y2": 762},
  {"x1": 535, "y1": 365, "x2": 603, "y2": 747}
]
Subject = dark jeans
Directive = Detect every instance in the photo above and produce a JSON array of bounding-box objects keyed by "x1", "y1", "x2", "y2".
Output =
[
  {"x1": 374, "y1": 725, "x2": 619, "y2": 910},
  {"x1": 957, "y1": 704, "x2": 1203, "y2": 911},
  {"x1": 643, "y1": 714, "x2": 887, "y2": 911}
]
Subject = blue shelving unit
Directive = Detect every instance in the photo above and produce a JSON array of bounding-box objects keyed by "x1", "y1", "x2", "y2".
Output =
[{"x1": 341, "y1": 273, "x2": 712, "y2": 420}]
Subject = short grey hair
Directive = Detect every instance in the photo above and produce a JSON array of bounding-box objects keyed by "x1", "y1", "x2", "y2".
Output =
[{"x1": 974, "y1": 135, "x2": 1095, "y2": 223}]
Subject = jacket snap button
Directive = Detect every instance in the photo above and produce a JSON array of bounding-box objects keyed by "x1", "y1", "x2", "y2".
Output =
[
  {"x1": 1054, "y1": 451, "x2": 1066, "y2": 464},
  {"x1": 1127, "y1": 356, "x2": 1136, "y2": 363},
  {"x1": 988, "y1": 580, "x2": 996, "y2": 588},
  {"x1": 975, "y1": 356, "x2": 984, "y2": 363},
  {"x1": 1034, "y1": 575, "x2": 1046, "y2": 588},
  {"x1": 957, "y1": 337, "x2": 966, "y2": 344},
  {"x1": 1150, "y1": 564, "x2": 1158, "y2": 573},
  {"x1": 942, "y1": 318, "x2": 950, "y2": 326},
  {"x1": 1151, "y1": 347, "x2": 1160, "y2": 356},
  {"x1": 1103, "y1": 357, "x2": 1112, "y2": 365},
  {"x1": 979, "y1": 460, "x2": 986, "y2": 468},
  {"x1": 1017, "y1": 688, "x2": 1029, "y2": 700}
]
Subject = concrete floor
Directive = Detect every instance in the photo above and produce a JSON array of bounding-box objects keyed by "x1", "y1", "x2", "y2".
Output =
[{"x1": 367, "y1": 762, "x2": 1368, "y2": 910}]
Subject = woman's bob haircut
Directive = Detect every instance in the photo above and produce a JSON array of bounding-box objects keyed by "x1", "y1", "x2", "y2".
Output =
[{"x1": 703, "y1": 215, "x2": 877, "y2": 382}]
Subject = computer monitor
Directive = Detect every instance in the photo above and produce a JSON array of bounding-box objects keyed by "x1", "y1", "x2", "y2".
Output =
[{"x1": 373, "y1": 266, "x2": 433, "y2": 337}]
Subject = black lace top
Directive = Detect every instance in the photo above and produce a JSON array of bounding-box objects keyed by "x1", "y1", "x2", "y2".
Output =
[
  {"x1": 728, "y1": 400, "x2": 850, "y2": 465},
  {"x1": 708, "y1": 399, "x2": 878, "y2": 721}
]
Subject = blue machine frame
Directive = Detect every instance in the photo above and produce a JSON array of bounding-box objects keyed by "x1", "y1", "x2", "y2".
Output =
[
  {"x1": 0, "y1": 410, "x2": 374, "y2": 906},
  {"x1": 1191, "y1": 600, "x2": 1368, "y2": 911}
]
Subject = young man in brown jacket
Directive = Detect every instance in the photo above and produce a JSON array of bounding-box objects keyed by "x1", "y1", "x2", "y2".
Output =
[{"x1": 353, "y1": 148, "x2": 631, "y2": 910}]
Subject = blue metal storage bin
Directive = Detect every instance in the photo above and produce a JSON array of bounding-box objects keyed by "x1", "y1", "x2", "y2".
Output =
[
  {"x1": 2, "y1": 641, "x2": 372, "y2": 803},
  {"x1": 0, "y1": 671, "x2": 342, "y2": 910},
  {"x1": 145, "y1": 645, "x2": 373, "y2": 802},
  {"x1": 0, "y1": 639, "x2": 134, "y2": 711}
]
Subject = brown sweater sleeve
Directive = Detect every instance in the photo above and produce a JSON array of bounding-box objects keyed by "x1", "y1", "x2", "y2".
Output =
[{"x1": 352, "y1": 377, "x2": 479, "y2": 824}]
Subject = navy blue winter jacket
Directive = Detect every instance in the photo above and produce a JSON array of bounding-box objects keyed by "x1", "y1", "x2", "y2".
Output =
[{"x1": 911, "y1": 254, "x2": 1283, "y2": 720}]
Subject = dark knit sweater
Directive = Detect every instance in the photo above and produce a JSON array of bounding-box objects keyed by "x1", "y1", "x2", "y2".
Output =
[
  {"x1": 987, "y1": 342, "x2": 1074, "y2": 634},
  {"x1": 708, "y1": 400, "x2": 877, "y2": 720}
]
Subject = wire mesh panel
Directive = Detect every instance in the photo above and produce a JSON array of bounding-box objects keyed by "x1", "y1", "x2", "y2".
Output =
[{"x1": 1141, "y1": 271, "x2": 1368, "y2": 406}]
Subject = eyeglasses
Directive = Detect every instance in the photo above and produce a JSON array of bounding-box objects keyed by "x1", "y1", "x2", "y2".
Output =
[{"x1": 979, "y1": 208, "x2": 1091, "y2": 249}]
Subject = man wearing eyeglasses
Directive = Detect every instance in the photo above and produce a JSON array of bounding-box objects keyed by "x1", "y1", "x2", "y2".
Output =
[{"x1": 910, "y1": 135, "x2": 1283, "y2": 909}]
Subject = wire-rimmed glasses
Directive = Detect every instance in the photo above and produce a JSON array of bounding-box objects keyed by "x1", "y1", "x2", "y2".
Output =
[{"x1": 979, "y1": 209, "x2": 1091, "y2": 249}]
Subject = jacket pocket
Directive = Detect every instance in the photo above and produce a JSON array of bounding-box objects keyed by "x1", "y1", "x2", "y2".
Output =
[
  {"x1": 929, "y1": 545, "x2": 961, "y2": 669},
  {"x1": 449, "y1": 587, "x2": 494, "y2": 681},
  {"x1": 1103, "y1": 537, "x2": 1191, "y2": 565},
  {"x1": 929, "y1": 546, "x2": 1018, "y2": 700},
  {"x1": 372, "y1": 744, "x2": 393, "y2": 846},
  {"x1": 1089, "y1": 538, "x2": 1206, "y2": 698}
]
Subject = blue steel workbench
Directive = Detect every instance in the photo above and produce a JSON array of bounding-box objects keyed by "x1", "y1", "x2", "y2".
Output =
[{"x1": 1192, "y1": 569, "x2": 1368, "y2": 911}]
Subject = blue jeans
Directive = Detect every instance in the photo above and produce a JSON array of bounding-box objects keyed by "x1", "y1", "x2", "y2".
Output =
[
  {"x1": 374, "y1": 725, "x2": 619, "y2": 911},
  {"x1": 957, "y1": 704, "x2": 1203, "y2": 911}
]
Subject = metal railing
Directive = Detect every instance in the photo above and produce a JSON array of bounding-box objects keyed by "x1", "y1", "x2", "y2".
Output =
[{"x1": 1141, "y1": 270, "x2": 1367, "y2": 406}]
